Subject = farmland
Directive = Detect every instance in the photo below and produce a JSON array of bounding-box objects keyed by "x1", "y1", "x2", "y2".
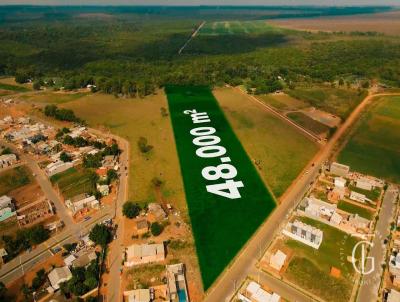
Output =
[
  {"x1": 214, "y1": 87, "x2": 318, "y2": 197},
  {"x1": 166, "y1": 85, "x2": 275, "y2": 288},
  {"x1": 338, "y1": 96, "x2": 400, "y2": 183},
  {"x1": 284, "y1": 216, "x2": 360, "y2": 302}
]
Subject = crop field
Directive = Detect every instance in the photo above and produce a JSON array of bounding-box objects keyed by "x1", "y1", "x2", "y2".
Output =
[
  {"x1": 200, "y1": 20, "x2": 282, "y2": 35},
  {"x1": 214, "y1": 87, "x2": 318, "y2": 197},
  {"x1": 284, "y1": 216, "x2": 360, "y2": 302},
  {"x1": 50, "y1": 166, "x2": 96, "y2": 199},
  {"x1": 286, "y1": 86, "x2": 367, "y2": 119},
  {"x1": 166, "y1": 86, "x2": 275, "y2": 289},
  {"x1": 0, "y1": 166, "x2": 32, "y2": 196},
  {"x1": 338, "y1": 96, "x2": 400, "y2": 183}
]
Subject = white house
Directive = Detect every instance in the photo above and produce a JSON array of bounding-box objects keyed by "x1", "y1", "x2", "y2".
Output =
[
  {"x1": 48, "y1": 266, "x2": 72, "y2": 290},
  {"x1": 0, "y1": 195, "x2": 13, "y2": 209},
  {"x1": 350, "y1": 191, "x2": 367, "y2": 203},
  {"x1": 283, "y1": 220, "x2": 323, "y2": 249},
  {"x1": 125, "y1": 243, "x2": 165, "y2": 267},
  {"x1": 269, "y1": 250, "x2": 287, "y2": 271},
  {"x1": 96, "y1": 184, "x2": 109, "y2": 196},
  {"x1": 65, "y1": 194, "x2": 99, "y2": 214},
  {"x1": 0, "y1": 154, "x2": 17, "y2": 168},
  {"x1": 334, "y1": 177, "x2": 346, "y2": 188},
  {"x1": 124, "y1": 289, "x2": 151, "y2": 302},
  {"x1": 330, "y1": 162, "x2": 350, "y2": 177},
  {"x1": 238, "y1": 281, "x2": 281, "y2": 302},
  {"x1": 356, "y1": 178, "x2": 373, "y2": 191},
  {"x1": 45, "y1": 161, "x2": 74, "y2": 177},
  {"x1": 387, "y1": 289, "x2": 400, "y2": 302}
]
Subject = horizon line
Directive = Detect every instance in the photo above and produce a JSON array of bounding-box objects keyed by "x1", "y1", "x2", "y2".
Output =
[{"x1": 0, "y1": 4, "x2": 398, "y2": 7}]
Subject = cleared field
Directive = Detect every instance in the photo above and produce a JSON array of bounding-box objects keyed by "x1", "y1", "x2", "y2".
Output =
[
  {"x1": 166, "y1": 85, "x2": 275, "y2": 289},
  {"x1": 270, "y1": 11, "x2": 400, "y2": 36},
  {"x1": 286, "y1": 86, "x2": 367, "y2": 119},
  {"x1": 258, "y1": 93, "x2": 308, "y2": 111},
  {"x1": 338, "y1": 96, "x2": 400, "y2": 183},
  {"x1": 50, "y1": 166, "x2": 96, "y2": 199},
  {"x1": 0, "y1": 166, "x2": 32, "y2": 196},
  {"x1": 337, "y1": 200, "x2": 373, "y2": 220},
  {"x1": 20, "y1": 91, "x2": 89, "y2": 104},
  {"x1": 287, "y1": 112, "x2": 330, "y2": 136},
  {"x1": 59, "y1": 91, "x2": 187, "y2": 211},
  {"x1": 284, "y1": 216, "x2": 360, "y2": 302},
  {"x1": 214, "y1": 87, "x2": 318, "y2": 197},
  {"x1": 200, "y1": 20, "x2": 282, "y2": 35}
]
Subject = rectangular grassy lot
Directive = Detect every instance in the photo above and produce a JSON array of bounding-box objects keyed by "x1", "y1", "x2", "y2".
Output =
[
  {"x1": 165, "y1": 86, "x2": 276, "y2": 289},
  {"x1": 338, "y1": 96, "x2": 400, "y2": 183},
  {"x1": 0, "y1": 166, "x2": 32, "y2": 196}
]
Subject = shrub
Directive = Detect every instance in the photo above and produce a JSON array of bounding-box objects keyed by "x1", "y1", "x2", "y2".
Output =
[
  {"x1": 122, "y1": 201, "x2": 141, "y2": 219},
  {"x1": 150, "y1": 222, "x2": 163, "y2": 236}
]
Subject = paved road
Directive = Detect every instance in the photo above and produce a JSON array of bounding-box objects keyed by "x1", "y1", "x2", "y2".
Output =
[
  {"x1": 203, "y1": 92, "x2": 400, "y2": 302},
  {"x1": 178, "y1": 21, "x2": 206, "y2": 54},
  {"x1": 356, "y1": 185, "x2": 399, "y2": 302}
]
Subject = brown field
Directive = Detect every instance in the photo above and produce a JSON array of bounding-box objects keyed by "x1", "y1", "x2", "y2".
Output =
[
  {"x1": 270, "y1": 11, "x2": 400, "y2": 36},
  {"x1": 213, "y1": 87, "x2": 318, "y2": 198}
]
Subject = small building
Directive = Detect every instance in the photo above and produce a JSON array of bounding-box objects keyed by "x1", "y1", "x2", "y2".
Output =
[
  {"x1": 124, "y1": 289, "x2": 151, "y2": 302},
  {"x1": 135, "y1": 219, "x2": 149, "y2": 235},
  {"x1": 125, "y1": 243, "x2": 165, "y2": 267},
  {"x1": 302, "y1": 197, "x2": 337, "y2": 220},
  {"x1": 65, "y1": 194, "x2": 99, "y2": 215},
  {"x1": 45, "y1": 161, "x2": 74, "y2": 177},
  {"x1": 328, "y1": 187, "x2": 345, "y2": 202},
  {"x1": 330, "y1": 162, "x2": 350, "y2": 177},
  {"x1": 96, "y1": 184, "x2": 109, "y2": 196},
  {"x1": 166, "y1": 263, "x2": 190, "y2": 302},
  {"x1": 147, "y1": 203, "x2": 166, "y2": 221},
  {"x1": 356, "y1": 178, "x2": 373, "y2": 191},
  {"x1": 0, "y1": 154, "x2": 17, "y2": 168},
  {"x1": 269, "y1": 250, "x2": 287, "y2": 271},
  {"x1": 48, "y1": 266, "x2": 72, "y2": 290},
  {"x1": 348, "y1": 214, "x2": 370, "y2": 230},
  {"x1": 238, "y1": 281, "x2": 281, "y2": 302},
  {"x1": 72, "y1": 251, "x2": 97, "y2": 268},
  {"x1": 282, "y1": 220, "x2": 323, "y2": 249},
  {"x1": 389, "y1": 252, "x2": 400, "y2": 276},
  {"x1": 334, "y1": 177, "x2": 346, "y2": 188},
  {"x1": 350, "y1": 191, "x2": 367, "y2": 203},
  {"x1": 387, "y1": 289, "x2": 400, "y2": 302},
  {"x1": 16, "y1": 198, "x2": 54, "y2": 227},
  {"x1": 0, "y1": 248, "x2": 7, "y2": 265},
  {"x1": 0, "y1": 195, "x2": 13, "y2": 209},
  {"x1": 0, "y1": 207, "x2": 16, "y2": 222},
  {"x1": 95, "y1": 167, "x2": 108, "y2": 181},
  {"x1": 102, "y1": 155, "x2": 117, "y2": 169},
  {"x1": 64, "y1": 254, "x2": 76, "y2": 267},
  {"x1": 330, "y1": 212, "x2": 343, "y2": 225}
]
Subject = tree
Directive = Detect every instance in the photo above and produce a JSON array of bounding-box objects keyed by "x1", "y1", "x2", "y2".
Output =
[
  {"x1": 122, "y1": 201, "x2": 141, "y2": 219},
  {"x1": 150, "y1": 222, "x2": 163, "y2": 236},
  {"x1": 15, "y1": 72, "x2": 29, "y2": 84},
  {"x1": 31, "y1": 269, "x2": 46, "y2": 290},
  {"x1": 27, "y1": 225, "x2": 50, "y2": 245},
  {"x1": 0, "y1": 282, "x2": 9, "y2": 301},
  {"x1": 60, "y1": 152, "x2": 72, "y2": 162},
  {"x1": 33, "y1": 81, "x2": 41, "y2": 90},
  {"x1": 0, "y1": 148, "x2": 12, "y2": 155},
  {"x1": 89, "y1": 224, "x2": 111, "y2": 248},
  {"x1": 107, "y1": 169, "x2": 118, "y2": 184},
  {"x1": 137, "y1": 137, "x2": 153, "y2": 153},
  {"x1": 63, "y1": 243, "x2": 77, "y2": 253}
]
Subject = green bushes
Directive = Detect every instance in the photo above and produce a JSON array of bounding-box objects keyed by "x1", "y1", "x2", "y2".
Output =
[{"x1": 44, "y1": 104, "x2": 83, "y2": 123}]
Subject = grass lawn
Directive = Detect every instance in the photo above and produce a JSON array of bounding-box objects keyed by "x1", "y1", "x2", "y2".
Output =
[
  {"x1": 338, "y1": 96, "x2": 400, "y2": 183},
  {"x1": 337, "y1": 200, "x2": 373, "y2": 220},
  {"x1": 286, "y1": 86, "x2": 367, "y2": 119},
  {"x1": 287, "y1": 112, "x2": 331, "y2": 135},
  {"x1": 0, "y1": 166, "x2": 32, "y2": 196},
  {"x1": 20, "y1": 91, "x2": 89, "y2": 104},
  {"x1": 0, "y1": 82, "x2": 30, "y2": 93},
  {"x1": 348, "y1": 185, "x2": 381, "y2": 201},
  {"x1": 284, "y1": 216, "x2": 360, "y2": 302},
  {"x1": 50, "y1": 166, "x2": 96, "y2": 199},
  {"x1": 214, "y1": 87, "x2": 318, "y2": 197},
  {"x1": 166, "y1": 86, "x2": 275, "y2": 289}
]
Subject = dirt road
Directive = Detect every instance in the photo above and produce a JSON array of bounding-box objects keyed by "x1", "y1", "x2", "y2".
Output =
[{"x1": 203, "y1": 92, "x2": 400, "y2": 302}]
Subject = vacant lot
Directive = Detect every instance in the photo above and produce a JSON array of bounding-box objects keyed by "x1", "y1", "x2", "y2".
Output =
[
  {"x1": 258, "y1": 93, "x2": 308, "y2": 111},
  {"x1": 287, "y1": 112, "x2": 330, "y2": 136},
  {"x1": 271, "y1": 11, "x2": 400, "y2": 36},
  {"x1": 337, "y1": 200, "x2": 373, "y2": 220},
  {"x1": 0, "y1": 166, "x2": 32, "y2": 196},
  {"x1": 284, "y1": 216, "x2": 360, "y2": 302},
  {"x1": 338, "y1": 96, "x2": 400, "y2": 183},
  {"x1": 166, "y1": 86, "x2": 275, "y2": 289},
  {"x1": 200, "y1": 20, "x2": 283, "y2": 35},
  {"x1": 286, "y1": 86, "x2": 367, "y2": 119},
  {"x1": 214, "y1": 87, "x2": 318, "y2": 197}
]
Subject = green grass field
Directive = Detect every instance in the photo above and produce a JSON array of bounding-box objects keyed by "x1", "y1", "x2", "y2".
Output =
[
  {"x1": 287, "y1": 112, "x2": 330, "y2": 135},
  {"x1": 50, "y1": 166, "x2": 96, "y2": 199},
  {"x1": 0, "y1": 82, "x2": 30, "y2": 93},
  {"x1": 338, "y1": 96, "x2": 400, "y2": 183},
  {"x1": 20, "y1": 92, "x2": 89, "y2": 104},
  {"x1": 337, "y1": 200, "x2": 373, "y2": 220},
  {"x1": 166, "y1": 86, "x2": 276, "y2": 289},
  {"x1": 200, "y1": 20, "x2": 282, "y2": 35},
  {"x1": 284, "y1": 216, "x2": 360, "y2": 302},
  {"x1": 286, "y1": 86, "x2": 367, "y2": 119},
  {"x1": 0, "y1": 166, "x2": 32, "y2": 196}
]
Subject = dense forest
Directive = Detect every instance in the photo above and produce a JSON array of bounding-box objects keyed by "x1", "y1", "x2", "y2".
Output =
[{"x1": 0, "y1": 6, "x2": 399, "y2": 96}]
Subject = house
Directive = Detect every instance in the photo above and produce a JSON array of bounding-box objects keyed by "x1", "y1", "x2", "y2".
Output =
[
  {"x1": 166, "y1": 263, "x2": 190, "y2": 302},
  {"x1": 334, "y1": 177, "x2": 346, "y2": 188},
  {"x1": 328, "y1": 187, "x2": 345, "y2": 202},
  {"x1": 283, "y1": 220, "x2": 323, "y2": 249},
  {"x1": 330, "y1": 162, "x2": 350, "y2": 177},
  {"x1": 64, "y1": 254, "x2": 76, "y2": 267},
  {"x1": 125, "y1": 243, "x2": 165, "y2": 267},
  {"x1": 48, "y1": 266, "x2": 72, "y2": 290},
  {"x1": 124, "y1": 289, "x2": 151, "y2": 302},
  {"x1": 0, "y1": 248, "x2": 7, "y2": 264},
  {"x1": 356, "y1": 178, "x2": 373, "y2": 191},
  {"x1": 17, "y1": 117, "x2": 30, "y2": 125},
  {"x1": 45, "y1": 161, "x2": 74, "y2": 177},
  {"x1": 0, "y1": 195, "x2": 13, "y2": 209},
  {"x1": 350, "y1": 191, "x2": 367, "y2": 203},
  {"x1": 95, "y1": 167, "x2": 108, "y2": 181},
  {"x1": 348, "y1": 214, "x2": 370, "y2": 230},
  {"x1": 102, "y1": 155, "x2": 117, "y2": 169},
  {"x1": 389, "y1": 252, "x2": 400, "y2": 276},
  {"x1": 330, "y1": 212, "x2": 343, "y2": 225},
  {"x1": 72, "y1": 251, "x2": 97, "y2": 268},
  {"x1": 0, "y1": 154, "x2": 17, "y2": 168},
  {"x1": 135, "y1": 219, "x2": 149, "y2": 235},
  {"x1": 302, "y1": 197, "x2": 337, "y2": 220},
  {"x1": 16, "y1": 198, "x2": 54, "y2": 227},
  {"x1": 269, "y1": 250, "x2": 287, "y2": 271},
  {"x1": 96, "y1": 184, "x2": 109, "y2": 196},
  {"x1": 148, "y1": 203, "x2": 166, "y2": 221},
  {"x1": 65, "y1": 194, "x2": 99, "y2": 215},
  {"x1": 0, "y1": 207, "x2": 16, "y2": 222},
  {"x1": 387, "y1": 289, "x2": 400, "y2": 302},
  {"x1": 238, "y1": 281, "x2": 281, "y2": 302}
]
